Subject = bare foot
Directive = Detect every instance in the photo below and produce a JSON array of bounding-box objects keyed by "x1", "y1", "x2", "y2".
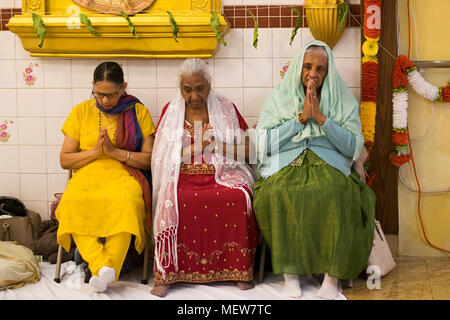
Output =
[
  {"x1": 151, "y1": 285, "x2": 169, "y2": 297},
  {"x1": 236, "y1": 281, "x2": 254, "y2": 290}
]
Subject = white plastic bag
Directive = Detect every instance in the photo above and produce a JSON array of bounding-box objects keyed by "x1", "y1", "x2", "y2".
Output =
[{"x1": 367, "y1": 220, "x2": 396, "y2": 277}]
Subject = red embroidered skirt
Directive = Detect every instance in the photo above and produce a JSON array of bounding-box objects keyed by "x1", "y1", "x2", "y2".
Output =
[{"x1": 153, "y1": 164, "x2": 259, "y2": 285}]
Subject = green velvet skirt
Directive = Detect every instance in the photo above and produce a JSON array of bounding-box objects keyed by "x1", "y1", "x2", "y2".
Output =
[{"x1": 253, "y1": 149, "x2": 375, "y2": 279}]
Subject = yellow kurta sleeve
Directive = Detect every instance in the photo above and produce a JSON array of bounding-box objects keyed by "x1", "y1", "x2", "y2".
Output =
[
  {"x1": 135, "y1": 103, "x2": 155, "y2": 138},
  {"x1": 61, "y1": 102, "x2": 85, "y2": 142}
]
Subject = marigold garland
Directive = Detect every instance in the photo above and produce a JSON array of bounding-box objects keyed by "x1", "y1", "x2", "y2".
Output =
[
  {"x1": 363, "y1": 0, "x2": 381, "y2": 39},
  {"x1": 390, "y1": 55, "x2": 450, "y2": 167},
  {"x1": 361, "y1": 62, "x2": 379, "y2": 102},
  {"x1": 360, "y1": 0, "x2": 381, "y2": 185},
  {"x1": 360, "y1": 101, "x2": 376, "y2": 143},
  {"x1": 362, "y1": 38, "x2": 379, "y2": 57}
]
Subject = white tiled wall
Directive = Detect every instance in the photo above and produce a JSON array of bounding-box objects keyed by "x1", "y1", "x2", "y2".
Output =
[
  {"x1": 44, "y1": 60, "x2": 72, "y2": 88},
  {"x1": 0, "y1": 89, "x2": 17, "y2": 116},
  {"x1": 0, "y1": 27, "x2": 361, "y2": 220},
  {"x1": 0, "y1": 60, "x2": 16, "y2": 88},
  {"x1": 0, "y1": 32, "x2": 15, "y2": 59},
  {"x1": 0, "y1": 0, "x2": 15, "y2": 9}
]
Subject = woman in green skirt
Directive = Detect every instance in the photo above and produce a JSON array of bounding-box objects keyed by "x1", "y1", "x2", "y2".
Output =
[{"x1": 253, "y1": 40, "x2": 375, "y2": 299}]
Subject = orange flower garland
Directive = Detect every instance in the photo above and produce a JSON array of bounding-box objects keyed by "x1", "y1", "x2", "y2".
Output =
[
  {"x1": 360, "y1": 0, "x2": 381, "y2": 185},
  {"x1": 361, "y1": 61, "x2": 378, "y2": 102}
]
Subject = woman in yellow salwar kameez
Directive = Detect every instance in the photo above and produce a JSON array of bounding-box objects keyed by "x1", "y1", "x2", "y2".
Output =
[{"x1": 56, "y1": 62, "x2": 155, "y2": 292}]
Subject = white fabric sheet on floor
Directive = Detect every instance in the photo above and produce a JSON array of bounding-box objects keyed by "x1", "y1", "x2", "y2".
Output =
[{"x1": 0, "y1": 261, "x2": 346, "y2": 300}]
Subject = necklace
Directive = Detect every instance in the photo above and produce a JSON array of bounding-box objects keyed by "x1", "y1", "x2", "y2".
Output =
[{"x1": 98, "y1": 110, "x2": 117, "y2": 142}]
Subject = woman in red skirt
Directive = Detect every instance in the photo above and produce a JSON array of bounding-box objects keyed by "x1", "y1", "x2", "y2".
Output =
[{"x1": 151, "y1": 58, "x2": 259, "y2": 297}]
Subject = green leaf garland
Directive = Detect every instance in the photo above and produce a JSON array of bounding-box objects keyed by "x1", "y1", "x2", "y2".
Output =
[
  {"x1": 290, "y1": 6, "x2": 302, "y2": 46},
  {"x1": 167, "y1": 11, "x2": 179, "y2": 42},
  {"x1": 79, "y1": 13, "x2": 101, "y2": 37},
  {"x1": 247, "y1": 10, "x2": 258, "y2": 49},
  {"x1": 337, "y1": 2, "x2": 349, "y2": 33},
  {"x1": 120, "y1": 11, "x2": 138, "y2": 39},
  {"x1": 210, "y1": 11, "x2": 227, "y2": 46},
  {"x1": 31, "y1": 13, "x2": 46, "y2": 48}
]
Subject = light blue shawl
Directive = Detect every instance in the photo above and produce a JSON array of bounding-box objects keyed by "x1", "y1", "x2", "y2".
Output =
[{"x1": 255, "y1": 40, "x2": 364, "y2": 177}]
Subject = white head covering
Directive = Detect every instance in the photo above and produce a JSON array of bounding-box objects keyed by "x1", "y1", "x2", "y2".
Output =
[{"x1": 151, "y1": 59, "x2": 256, "y2": 278}]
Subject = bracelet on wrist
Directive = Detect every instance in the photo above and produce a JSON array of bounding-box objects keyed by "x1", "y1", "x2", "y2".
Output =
[{"x1": 298, "y1": 113, "x2": 307, "y2": 125}]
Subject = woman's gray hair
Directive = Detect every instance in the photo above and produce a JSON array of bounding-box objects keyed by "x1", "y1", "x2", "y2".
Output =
[
  {"x1": 178, "y1": 58, "x2": 212, "y2": 86},
  {"x1": 305, "y1": 45, "x2": 328, "y2": 58}
]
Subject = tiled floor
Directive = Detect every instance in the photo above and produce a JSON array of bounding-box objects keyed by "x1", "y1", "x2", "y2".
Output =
[{"x1": 342, "y1": 235, "x2": 450, "y2": 300}]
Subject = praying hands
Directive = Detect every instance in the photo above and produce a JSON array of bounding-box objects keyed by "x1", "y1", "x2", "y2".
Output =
[{"x1": 298, "y1": 79, "x2": 326, "y2": 126}]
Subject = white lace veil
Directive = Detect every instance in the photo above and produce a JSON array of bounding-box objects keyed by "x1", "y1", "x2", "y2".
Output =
[{"x1": 151, "y1": 59, "x2": 256, "y2": 278}]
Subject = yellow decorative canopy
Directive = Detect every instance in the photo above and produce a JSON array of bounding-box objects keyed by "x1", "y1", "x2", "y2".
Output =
[
  {"x1": 72, "y1": 0, "x2": 155, "y2": 15},
  {"x1": 7, "y1": 0, "x2": 229, "y2": 59}
]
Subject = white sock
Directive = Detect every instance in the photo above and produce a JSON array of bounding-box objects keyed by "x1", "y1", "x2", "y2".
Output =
[
  {"x1": 281, "y1": 274, "x2": 302, "y2": 298},
  {"x1": 99, "y1": 266, "x2": 116, "y2": 285},
  {"x1": 318, "y1": 273, "x2": 339, "y2": 300},
  {"x1": 89, "y1": 275, "x2": 107, "y2": 293}
]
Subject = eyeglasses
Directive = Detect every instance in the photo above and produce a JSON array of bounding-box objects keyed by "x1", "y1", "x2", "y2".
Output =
[{"x1": 92, "y1": 88, "x2": 122, "y2": 100}]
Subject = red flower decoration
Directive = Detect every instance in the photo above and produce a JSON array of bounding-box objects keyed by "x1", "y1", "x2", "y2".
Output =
[
  {"x1": 361, "y1": 62, "x2": 379, "y2": 102},
  {"x1": 363, "y1": 142, "x2": 374, "y2": 162},
  {"x1": 442, "y1": 86, "x2": 450, "y2": 103},
  {"x1": 367, "y1": 172, "x2": 377, "y2": 186},
  {"x1": 396, "y1": 55, "x2": 415, "y2": 74},
  {"x1": 364, "y1": 0, "x2": 381, "y2": 39},
  {"x1": 389, "y1": 153, "x2": 412, "y2": 167},
  {"x1": 392, "y1": 61, "x2": 408, "y2": 89},
  {"x1": 392, "y1": 131, "x2": 409, "y2": 146}
]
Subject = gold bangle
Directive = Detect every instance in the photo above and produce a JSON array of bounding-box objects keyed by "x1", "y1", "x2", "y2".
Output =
[
  {"x1": 126, "y1": 150, "x2": 130, "y2": 161},
  {"x1": 298, "y1": 113, "x2": 307, "y2": 125}
]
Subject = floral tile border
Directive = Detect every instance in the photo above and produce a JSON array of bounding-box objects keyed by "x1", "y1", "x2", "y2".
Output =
[
  {"x1": 22, "y1": 62, "x2": 39, "y2": 87},
  {"x1": 224, "y1": 4, "x2": 361, "y2": 29},
  {"x1": 1, "y1": 8, "x2": 21, "y2": 31},
  {"x1": 0, "y1": 119, "x2": 14, "y2": 143}
]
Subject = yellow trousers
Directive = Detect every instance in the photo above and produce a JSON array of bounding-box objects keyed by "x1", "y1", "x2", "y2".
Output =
[{"x1": 72, "y1": 232, "x2": 131, "y2": 282}]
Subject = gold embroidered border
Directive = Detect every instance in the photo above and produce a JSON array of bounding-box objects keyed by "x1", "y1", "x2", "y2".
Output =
[
  {"x1": 154, "y1": 267, "x2": 254, "y2": 285},
  {"x1": 177, "y1": 241, "x2": 256, "y2": 265},
  {"x1": 184, "y1": 121, "x2": 213, "y2": 136},
  {"x1": 180, "y1": 162, "x2": 216, "y2": 174}
]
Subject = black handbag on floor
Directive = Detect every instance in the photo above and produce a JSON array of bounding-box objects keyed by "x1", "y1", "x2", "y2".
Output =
[{"x1": 0, "y1": 196, "x2": 27, "y2": 217}]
